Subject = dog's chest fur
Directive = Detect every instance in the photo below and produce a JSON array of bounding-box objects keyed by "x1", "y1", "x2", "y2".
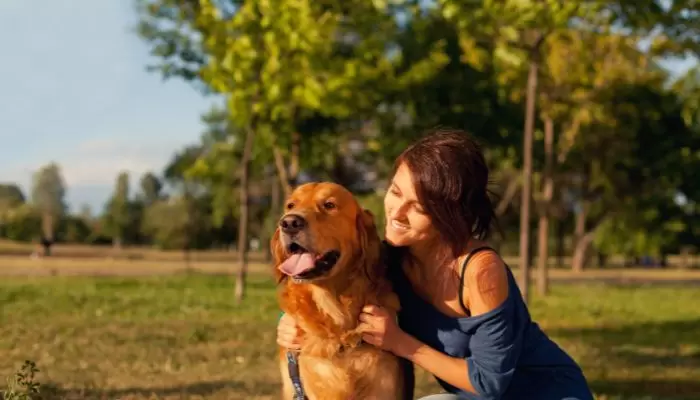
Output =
[{"x1": 310, "y1": 286, "x2": 355, "y2": 328}]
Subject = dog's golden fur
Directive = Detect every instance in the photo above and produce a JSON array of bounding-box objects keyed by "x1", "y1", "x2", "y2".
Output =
[{"x1": 271, "y1": 182, "x2": 404, "y2": 400}]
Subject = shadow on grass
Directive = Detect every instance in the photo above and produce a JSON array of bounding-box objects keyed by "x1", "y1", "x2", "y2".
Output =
[
  {"x1": 36, "y1": 379, "x2": 278, "y2": 399},
  {"x1": 589, "y1": 379, "x2": 700, "y2": 400},
  {"x1": 550, "y1": 318, "x2": 700, "y2": 399}
]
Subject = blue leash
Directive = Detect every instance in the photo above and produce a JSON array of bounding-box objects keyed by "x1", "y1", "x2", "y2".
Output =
[{"x1": 286, "y1": 351, "x2": 307, "y2": 400}]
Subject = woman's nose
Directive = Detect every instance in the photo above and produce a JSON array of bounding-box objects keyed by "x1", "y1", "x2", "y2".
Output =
[{"x1": 388, "y1": 203, "x2": 406, "y2": 220}]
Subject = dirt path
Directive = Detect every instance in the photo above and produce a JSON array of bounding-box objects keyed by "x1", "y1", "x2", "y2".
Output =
[{"x1": 2, "y1": 256, "x2": 700, "y2": 285}]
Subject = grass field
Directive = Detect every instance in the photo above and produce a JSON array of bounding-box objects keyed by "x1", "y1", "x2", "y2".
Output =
[{"x1": 1, "y1": 273, "x2": 699, "y2": 400}]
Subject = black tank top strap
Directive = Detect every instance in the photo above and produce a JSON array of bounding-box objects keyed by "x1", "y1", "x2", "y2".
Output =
[{"x1": 458, "y1": 246, "x2": 496, "y2": 316}]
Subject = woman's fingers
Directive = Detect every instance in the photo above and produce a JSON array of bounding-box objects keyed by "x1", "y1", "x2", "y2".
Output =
[
  {"x1": 277, "y1": 314, "x2": 304, "y2": 349},
  {"x1": 276, "y1": 327, "x2": 298, "y2": 348},
  {"x1": 358, "y1": 312, "x2": 373, "y2": 323},
  {"x1": 362, "y1": 304, "x2": 381, "y2": 315}
]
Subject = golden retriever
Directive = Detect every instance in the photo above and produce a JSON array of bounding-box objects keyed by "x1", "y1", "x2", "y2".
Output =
[{"x1": 271, "y1": 182, "x2": 404, "y2": 400}]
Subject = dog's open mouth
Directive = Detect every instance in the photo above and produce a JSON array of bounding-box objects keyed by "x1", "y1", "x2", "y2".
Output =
[{"x1": 279, "y1": 242, "x2": 340, "y2": 283}]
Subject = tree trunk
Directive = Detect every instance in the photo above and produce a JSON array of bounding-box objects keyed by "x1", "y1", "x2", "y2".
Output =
[
  {"x1": 518, "y1": 57, "x2": 539, "y2": 303},
  {"x1": 556, "y1": 217, "x2": 565, "y2": 268},
  {"x1": 41, "y1": 213, "x2": 54, "y2": 256},
  {"x1": 536, "y1": 118, "x2": 554, "y2": 296},
  {"x1": 271, "y1": 131, "x2": 301, "y2": 198},
  {"x1": 596, "y1": 252, "x2": 606, "y2": 268},
  {"x1": 289, "y1": 131, "x2": 301, "y2": 187},
  {"x1": 234, "y1": 125, "x2": 257, "y2": 303},
  {"x1": 183, "y1": 194, "x2": 193, "y2": 272},
  {"x1": 495, "y1": 174, "x2": 519, "y2": 217},
  {"x1": 272, "y1": 146, "x2": 292, "y2": 197},
  {"x1": 572, "y1": 206, "x2": 587, "y2": 273},
  {"x1": 265, "y1": 171, "x2": 281, "y2": 263},
  {"x1": 679, "y1": 247, "x2": 691, "y2": 269},
  {"x1": 572, "y1": 230, "x2": 595, "y2": 273}
]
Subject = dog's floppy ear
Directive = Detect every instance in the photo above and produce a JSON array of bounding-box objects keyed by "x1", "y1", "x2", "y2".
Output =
[
  {"x1": 356, "y1": 208, "x2": 382, "y2": 285},
  {"x1": 270, "y1": 227, "x2": 286, "y2": 284}
]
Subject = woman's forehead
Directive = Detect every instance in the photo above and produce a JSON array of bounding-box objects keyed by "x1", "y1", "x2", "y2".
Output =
[{"x1": 392, "y1": 165, "x2": 417, "y2": 195}]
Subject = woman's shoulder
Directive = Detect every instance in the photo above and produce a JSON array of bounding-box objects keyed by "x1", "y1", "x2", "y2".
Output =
[{"x1": 458, "y1": 244, "x2": 509, "y2": 317}]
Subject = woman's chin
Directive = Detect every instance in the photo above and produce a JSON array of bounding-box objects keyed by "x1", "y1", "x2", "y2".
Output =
[{"x1": 384, "y1": 231, "x2": 411, "y2": 247}]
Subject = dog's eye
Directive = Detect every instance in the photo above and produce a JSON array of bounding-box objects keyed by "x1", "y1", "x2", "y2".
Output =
[
  {"x1": 323, "y1": 201, "x2": 336, "y2": 210},
  {"x1": 286, "y1": 202, "x2": 294, "y2": 210}
]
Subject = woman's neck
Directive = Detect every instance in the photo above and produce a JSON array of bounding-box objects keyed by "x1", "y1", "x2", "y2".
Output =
[{"x1": 408, "y1": 237, "x2": 452, "y2": 271}]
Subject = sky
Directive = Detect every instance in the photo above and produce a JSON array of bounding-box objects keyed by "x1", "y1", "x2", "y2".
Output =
[
  {"x1": 0, "y1": 0, "x2": 216, "y2": 213},
  {"x1": 0, "y1": 1, "x2": 697, "y2": 214}
]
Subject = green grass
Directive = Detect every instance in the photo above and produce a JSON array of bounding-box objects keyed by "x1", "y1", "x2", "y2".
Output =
[{"x1": 1, "y1": 275, "x2": 699, "y2": 399}]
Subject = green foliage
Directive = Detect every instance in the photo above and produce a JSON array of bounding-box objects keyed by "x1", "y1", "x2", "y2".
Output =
[
  {"x1": 30, "y1": 163, "x2": 66, "y2": 241},
  {"x1": 30, "y1": 164, "x2": 66, "y2": 218},
  {"x1": 141, "y1": 198, "x2": 193, "y2": 250},
  {"x1": 57, "y1": 215, "x2": 93, "y2": 244},
  {"x1": 576, "y1": 80, "x2": 700, "y2": 255},
  {"x1": 609, "y1": 0, "x2": 700, "y2": 56},
  {"x1": 2, "y1": 0, "x2": 697, "y2": 263},
  {"x1": 356, "y1": 192, "x2": 386, "y2": 239},
  {"x1": 0, "y1": 184, "x2": 25, "y2": 209},
  {"x1": 0, "y1": 205, "x2": 41, "y2": 242},
  {"x1": 102, "y1": 172, "x2": 132, "y2": 244},
  {"x1": 138, "y1": 172, "x2": 163, "y2": 206},
  {"x1": 140, "y1": 196, "x2": 214, "y2": 250}
]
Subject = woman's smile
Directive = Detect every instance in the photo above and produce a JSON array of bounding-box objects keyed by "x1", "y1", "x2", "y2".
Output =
[{"x1": 390, "y1": 219, "x2": 410, "y2": 231}]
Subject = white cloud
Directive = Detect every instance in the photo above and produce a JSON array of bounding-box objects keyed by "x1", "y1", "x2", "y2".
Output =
[
  {"x1": 0, "y1": 136, "x2": 186, "y2": 194},
  {"x1": 62, "y1": 137, "x2": 188, "y2": 186}
]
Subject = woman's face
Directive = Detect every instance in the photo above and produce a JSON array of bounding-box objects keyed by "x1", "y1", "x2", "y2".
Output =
[{"x1": 383, "y1": 163, "x2": 438, "y2": 248}]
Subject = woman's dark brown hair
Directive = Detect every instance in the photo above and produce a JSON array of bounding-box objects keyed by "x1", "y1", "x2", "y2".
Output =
[{"x1": 393, "y1": 127, "x2": 498, "y2": 258}]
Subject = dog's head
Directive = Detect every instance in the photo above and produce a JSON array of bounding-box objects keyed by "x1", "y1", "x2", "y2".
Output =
[{"x1": 270, "y1": 182, "x2": 381, "y2": 285}]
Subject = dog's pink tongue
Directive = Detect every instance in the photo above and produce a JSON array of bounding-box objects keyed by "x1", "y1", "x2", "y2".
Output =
[{"x1": 279, "y1": 253, "x2": 316, "y2": 276}]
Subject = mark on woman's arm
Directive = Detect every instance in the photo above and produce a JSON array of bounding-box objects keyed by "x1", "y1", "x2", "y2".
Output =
[{"x1": 465, "y1": 252, "x2": 508, "y2": 316}]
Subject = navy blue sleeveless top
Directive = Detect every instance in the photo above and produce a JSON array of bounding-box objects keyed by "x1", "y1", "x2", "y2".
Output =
[{"x1": 385, "y1": 244, "x2": 594, "y2": 400}]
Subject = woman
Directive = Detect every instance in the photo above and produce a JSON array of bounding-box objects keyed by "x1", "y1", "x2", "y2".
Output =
[{"x1": 277, "y1": 129, "x2": 593, "y2": 400}]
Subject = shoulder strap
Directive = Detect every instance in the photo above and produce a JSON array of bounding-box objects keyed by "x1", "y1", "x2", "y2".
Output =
[{"x1": 458, "y1": 246, "x2": 496, "y2": 316}]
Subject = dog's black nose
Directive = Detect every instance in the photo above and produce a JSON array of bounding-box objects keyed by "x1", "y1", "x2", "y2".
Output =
[{"x1": 280, "y1": 214, "x2": 306, "y2": 235}]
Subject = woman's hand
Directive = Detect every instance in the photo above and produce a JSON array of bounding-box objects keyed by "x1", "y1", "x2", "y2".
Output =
[
  {"x1": 277, "y1": 313, "x2": 305, "y2": 350},
  {"x1": 358, "y1": 304, "x2": 406, "y2": 355}
]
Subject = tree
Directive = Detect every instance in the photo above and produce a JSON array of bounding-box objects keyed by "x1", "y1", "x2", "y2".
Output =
[
  {"x1": 531, "y1": 28, "x2": 646, "y2": 291},
  {"x1": 137, "y1": 0, "x2": 445, "y2": 302},
  {"x1": 535, "y1": 117, "x2": 554, "y2": 295},
  {"x1": 609, "y1": 0, "x2": 700, "y2": 57},
  {"x1": 30, "y1": 163, "x2": 66, "y2": 255},
  {"x1": 139, "y1": 172, "x2": 162, "y2": 206},
  {"x1": 103, "y1": 172, "x2": 131, "y2": 249},
  {"x1": 1, "y1": 204, "x2": 41, "y2": 242},
  {"x1": 0, "y1": 183, "x2": 26, "y2": 238},
  {"x1": 568, "y1": 78, "x2": 696, "y2": 271},
  {"x1": 142, "y1": 196, "x2": 210, "y2": 251},
  {"x1": 537, "y1": 28, "x2": 674, "y2": 272},
  {"x1": 0, "y1": 183, "x2": 25, "y2": 209},
  {"x1": 440, "y1": 0, "x2": 601, "y2": 301}
]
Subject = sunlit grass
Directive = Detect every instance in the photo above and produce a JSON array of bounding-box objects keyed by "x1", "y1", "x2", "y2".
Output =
[{"x1": 1, "y1": 275, "x2": 698, "y2": 399}]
